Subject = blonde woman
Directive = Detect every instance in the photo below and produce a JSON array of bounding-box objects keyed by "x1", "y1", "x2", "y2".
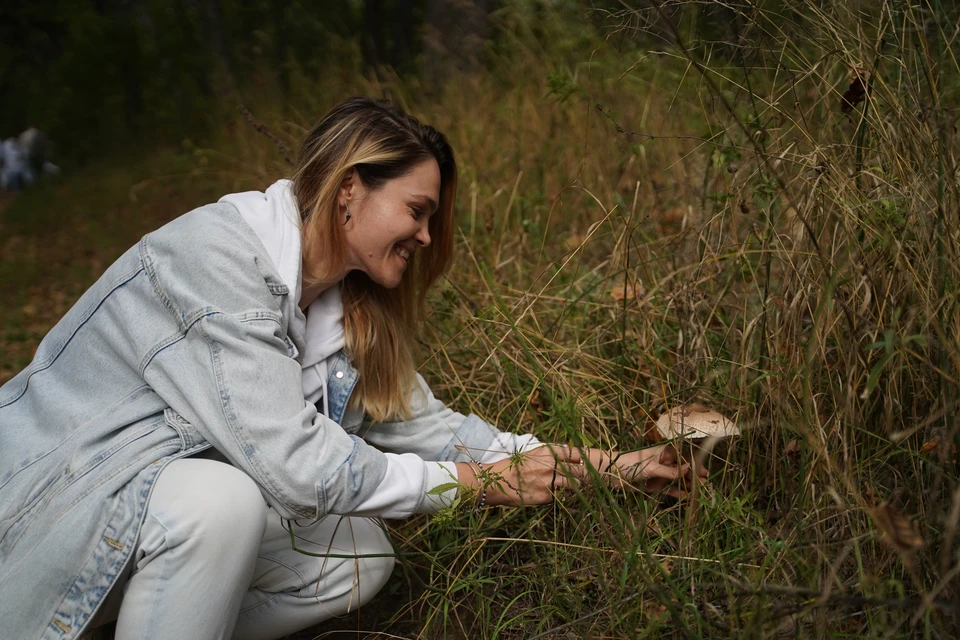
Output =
[{"x1": 0, "y1": 97, "x2": 695, "y2": 640}]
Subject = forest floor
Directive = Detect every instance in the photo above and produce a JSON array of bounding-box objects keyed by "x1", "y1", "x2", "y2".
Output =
[{"x1": 6, "y1": 4, "x2": 960, "y2": 637}]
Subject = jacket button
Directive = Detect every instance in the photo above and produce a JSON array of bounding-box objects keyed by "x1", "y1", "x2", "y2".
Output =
[{"x1": 335, "y1": 371, "x2": 344, "y2": 378}]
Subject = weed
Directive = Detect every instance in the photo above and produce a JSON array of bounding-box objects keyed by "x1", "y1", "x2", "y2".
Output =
[{"x1": 3, "y1": 1, "x2": 959, "y2": 638}]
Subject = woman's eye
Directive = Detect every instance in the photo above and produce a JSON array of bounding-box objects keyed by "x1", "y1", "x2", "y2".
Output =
[{"x1": 411, "y1": 207, "x2": 424, "y2": 219}]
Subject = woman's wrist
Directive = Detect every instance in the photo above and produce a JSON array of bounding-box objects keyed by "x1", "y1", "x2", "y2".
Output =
[
  {"x1": 456, "y1": 461, "x2": 487, "y2": 508},
  {"x1": 456, "y1": 462, "x2": 480, "y2": 490}
]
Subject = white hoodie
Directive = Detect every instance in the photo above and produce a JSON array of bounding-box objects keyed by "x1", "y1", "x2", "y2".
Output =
[{"x1": 220, "y1": 180, "x2": 540, "y2": 516}]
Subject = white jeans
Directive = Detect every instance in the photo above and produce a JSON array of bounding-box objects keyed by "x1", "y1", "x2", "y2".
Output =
[{"x1": 93, "y1": 458, "x2": 396, "y2": 640}]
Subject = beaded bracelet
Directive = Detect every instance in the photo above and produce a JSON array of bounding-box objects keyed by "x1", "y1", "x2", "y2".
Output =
[{"x1": 471, "y1": 461, "x2": 487, "y2": 511}]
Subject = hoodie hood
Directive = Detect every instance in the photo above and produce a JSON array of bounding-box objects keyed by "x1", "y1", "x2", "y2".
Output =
[
  {"x1": 220, "y1": 179, "x2": 302, "y2": 301},
  {"x1": 220, "y1": 179, "x2": 345, "y2": 413}
]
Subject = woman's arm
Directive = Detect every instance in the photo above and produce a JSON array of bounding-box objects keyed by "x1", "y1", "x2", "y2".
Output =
[
  {"x1": 360, "y1": 372, "x2": 700, "y2": 506},
  {"x1": 454, "y1": 444, "x2": 703, "y2": 506}
]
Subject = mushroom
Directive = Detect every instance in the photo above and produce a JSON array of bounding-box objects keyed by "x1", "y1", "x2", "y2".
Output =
[
  {"x1": 656, "y1": 403, "x2": 739, "y2": 440},
  {"x1": 655, "y1": 403, "x2": 739, "y2": 468}
]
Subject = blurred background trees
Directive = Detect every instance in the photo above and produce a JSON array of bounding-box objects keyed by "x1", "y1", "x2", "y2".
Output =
[
  {"x1": 1, "y1": 0, "x2": 858, "y2": 163},
  {"x1": 0, "y1": 0, "x2": 504, "y2": 160}
]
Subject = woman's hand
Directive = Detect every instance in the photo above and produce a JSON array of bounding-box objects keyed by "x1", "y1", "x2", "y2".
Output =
[
  {"x1": 454, "y1": 443, "x2": 709, "y2": 508},
  {"x1": 455, "y1": 445, "x2": 583, "y2": 506},
  {"x1": 600, "y1": 445, "x2": 708, "y2": 497}
]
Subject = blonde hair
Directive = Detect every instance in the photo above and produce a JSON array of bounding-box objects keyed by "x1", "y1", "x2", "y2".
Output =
[{"x1": 293, "y1": 97, "x2": 457, "y2": 421}]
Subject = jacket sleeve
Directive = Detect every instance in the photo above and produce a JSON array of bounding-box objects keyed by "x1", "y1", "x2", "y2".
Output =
[
  {"x1": 139, "y1": 206, "x2": 388, "y2": 521},
  {"x1": 347, "y1": 374, "x2": 547, "y2": 517},
  {"x1": 358, "y1": 373, "x2": 541, "y2": 463}
]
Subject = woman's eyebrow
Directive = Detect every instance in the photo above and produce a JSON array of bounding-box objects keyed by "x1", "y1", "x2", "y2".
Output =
[{"x1": 412, "y1": 195, "x2": 439, "y2": 212}]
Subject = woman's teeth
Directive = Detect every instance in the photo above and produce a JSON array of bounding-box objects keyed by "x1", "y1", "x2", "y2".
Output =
[{"x1": 395, "y1": 245, "x2": 410, "y2": 261}]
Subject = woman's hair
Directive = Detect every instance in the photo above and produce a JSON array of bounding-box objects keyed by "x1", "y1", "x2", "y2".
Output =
[{"x1": 292, "y1": 97, "x2": 457, "y2": 421}]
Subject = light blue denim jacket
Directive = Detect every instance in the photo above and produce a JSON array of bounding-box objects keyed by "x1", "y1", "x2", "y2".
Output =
[{"x1": 0, "y1": 203, "x2": 499, "y2": 639}]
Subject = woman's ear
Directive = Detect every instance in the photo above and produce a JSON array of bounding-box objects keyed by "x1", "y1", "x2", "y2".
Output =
[{"x1": 338, "y1": 168, "x2": 357, "y2": 205}]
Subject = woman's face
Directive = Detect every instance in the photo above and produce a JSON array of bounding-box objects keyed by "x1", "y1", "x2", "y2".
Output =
[{"x1": 341, "y1": 158, "x2": 440, "y2": 289}]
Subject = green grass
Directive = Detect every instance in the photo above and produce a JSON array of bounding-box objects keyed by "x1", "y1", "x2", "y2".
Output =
[{"x1": 3, "y1": 2, "x2": 960, "y2": 638}]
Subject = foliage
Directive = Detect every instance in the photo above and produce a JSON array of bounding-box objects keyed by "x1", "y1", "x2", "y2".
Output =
[
  {"x1": 3, "y1": 0, "x2": 960, "y2": 637},
  {"x1": 0, "y1": 0, "x2": 361, "y2": 158}
]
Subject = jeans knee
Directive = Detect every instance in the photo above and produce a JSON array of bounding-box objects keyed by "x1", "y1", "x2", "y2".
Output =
[
  {"x1": 199, "y1": 466, "x2": 266, "y2": 548},
  {"x1": 152, "y1": 459, "x2": 267, "y2": 553}
]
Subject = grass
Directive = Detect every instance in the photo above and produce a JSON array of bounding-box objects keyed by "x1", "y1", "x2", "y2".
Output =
[{"x1": 3, "y1": 1, "x2": 959, "y2": 637}]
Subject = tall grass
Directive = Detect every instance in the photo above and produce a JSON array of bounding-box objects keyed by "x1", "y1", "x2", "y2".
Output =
[
  {"x1": 2, "y1": 1, "x2": 958, "y2": 637},
  {"x1": 393, "y1": 2, "x2": 960, "y2": 637}
]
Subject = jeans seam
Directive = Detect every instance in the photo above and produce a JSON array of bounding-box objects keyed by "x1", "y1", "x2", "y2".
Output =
[
  {"x1": 237, "y1": 555, "x2": 310, "y2": 616},
  {"x1": 253, "y1": 554, "x2": 310, "y2": 591},
  {"x1": 237, "y1": 589, "x2": 286, "y2": 616},
  {"x1": 134, "y1": 512, "x2": 173, "y2": 640}
]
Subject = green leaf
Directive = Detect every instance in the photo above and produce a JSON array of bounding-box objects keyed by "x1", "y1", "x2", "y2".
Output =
[{"x1": 427, "y1": 482, "x2": 462, "y2": 496}]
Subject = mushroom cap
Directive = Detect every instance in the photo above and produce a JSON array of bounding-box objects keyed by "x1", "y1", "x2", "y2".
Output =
[{"x1": 655, "y1": 403, "x2": 739, "y2": 440}]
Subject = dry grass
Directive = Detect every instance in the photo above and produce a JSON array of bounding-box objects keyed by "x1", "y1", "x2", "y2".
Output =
[{"x1": 3, "y1": 1, "x2": 959, "y2": 638}]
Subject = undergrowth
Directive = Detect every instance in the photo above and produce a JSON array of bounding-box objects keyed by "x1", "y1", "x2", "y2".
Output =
[{"x1": 2, "y1": 1, "x2": 958, "y2": 638}]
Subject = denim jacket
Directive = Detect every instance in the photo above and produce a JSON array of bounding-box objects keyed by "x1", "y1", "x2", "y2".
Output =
[{"x1": 0, "y1": 203, "x2": 500, "y2": 639}]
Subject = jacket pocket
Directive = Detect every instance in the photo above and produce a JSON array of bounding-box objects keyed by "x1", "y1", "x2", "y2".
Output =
[
  {"x1": 163, "y1": 408, "x2": 204, "y2": 451},
  {"x1": 0, "y1": 420, "x2": 167, "y2": 559}
]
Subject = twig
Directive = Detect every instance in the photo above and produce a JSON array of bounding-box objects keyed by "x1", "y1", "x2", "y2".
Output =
[{"x1": 238, "y1": 104, "x2": 295, "y2": 167}]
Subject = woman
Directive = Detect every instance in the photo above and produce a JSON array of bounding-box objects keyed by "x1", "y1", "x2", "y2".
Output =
[{"x1": 0, "y1": 97, "x2": 693, "y2": 640}]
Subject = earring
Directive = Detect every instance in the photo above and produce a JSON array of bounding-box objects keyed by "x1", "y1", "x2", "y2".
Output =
[{"x1": 343, "y1": 203, "x2": 351, "y2": 226}]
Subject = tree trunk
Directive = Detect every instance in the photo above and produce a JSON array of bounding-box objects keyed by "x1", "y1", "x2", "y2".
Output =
[{"x1": 424, "y1": 0, "x2": 493, "y2": 78}]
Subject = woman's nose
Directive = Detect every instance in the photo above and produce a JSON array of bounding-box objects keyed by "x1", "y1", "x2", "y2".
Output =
[{"x1": 415, "y1": 222, "x2": 431, "y2": 247}]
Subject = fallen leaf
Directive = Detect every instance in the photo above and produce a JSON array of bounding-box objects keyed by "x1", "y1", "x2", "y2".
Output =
[
  {"x1": 526, "y1": 389, "x2": 544, "y2": 424},
  {"x1": 657, "y1": 206, "x2": 686, "y2": 233},
  {"x1": 643, "y1": 416, "x2": 664, "y2": 443},
  {"x1": 841, "y1": 65, "x2": 871, "y2": 114},
  {"x1": 922, "y1": 436, "x2": 940, "y2": 453},
  {"x1": 837, "y1": 617, "x2": 859, "y2": 633},
  {"x1": 784, "y1": 439, "x2": 802, "y2": 455},
  {"x1": 869, "y1": 501, "x2": 924, "y2": 555},
  {"x1": 611, "y1": 284, "x2": 645, "y2": 301}
]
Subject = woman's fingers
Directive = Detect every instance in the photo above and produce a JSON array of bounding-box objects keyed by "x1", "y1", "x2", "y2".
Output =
[
  {"x1": 647, "y1": 461, "x2": 685, "y2": 481},
  {"x1": 548, "y1": 446, "x2": 587, "y2": 492},
  {"x1": 657, "y1": 444, "x2": 681, "y2": 467},
  {"x1": 550, "y1": 471, "x2": 581, "y2": 492}
]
